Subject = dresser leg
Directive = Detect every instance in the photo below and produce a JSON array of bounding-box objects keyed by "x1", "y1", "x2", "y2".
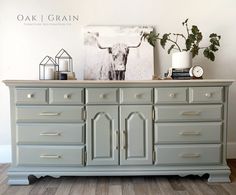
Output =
[
  {"x1": 208, "y1": 173, "x2": 231, "y2": 182},
  {"x1": 8, "y1": 175, "x2": 29, "y2": 185}
]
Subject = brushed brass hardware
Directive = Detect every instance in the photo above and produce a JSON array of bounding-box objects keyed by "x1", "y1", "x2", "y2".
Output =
[
  {"x1": 115, "y1": 131, "x2": 119, "y2": 150},
  {"x1": 84, "y1": 151, "x2": 87, "y2": 164},
  {"x1": 39, "y1": 112, "x2": 60, "y2": 116},
  {"x1": 82, "y1": 109, "x2": 87, "y2": 120},
  {"x1": 181, "y1": 111, "x2": 201, "y2": 116},
  {"x1": 179, "y1": 131, "x2": 201, "y2": 136},
  {"x1": 123, "y1": 130, "x2": 126, "y2": 149},
  {"x1": 40, "y1": 154, "x2": 61, "y2": 159},
  {"x1": 40, "y1": 132, "x2": 61, "y2": 136},
  {"x1": 153, "y1": 150, "x2": 156, "y2": 163},
  {"x1": 179, "y1": 153, "x2": 200, "y2": 158},
  {"x1": 152, "y1": 109, "x2": 155, "y2": 121}
]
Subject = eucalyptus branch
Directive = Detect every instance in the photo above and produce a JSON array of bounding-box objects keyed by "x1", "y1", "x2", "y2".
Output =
[
  {"x1": 143, "y1": 18, "x2": 221, "y2": 61},
  {"x1": 173, "y1": 33, "x2": 187, "y2": 41},
  {"x1": 184, "y1": 19, "x2": 190, "y2": 36},
  {"x1": 166, "y1": 38, "x2": 181, "y2": 52}
]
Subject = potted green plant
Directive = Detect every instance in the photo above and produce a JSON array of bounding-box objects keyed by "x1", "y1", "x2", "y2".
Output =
[{"x1": 143, "y1": 19, "x2": 221, "y2": 69}]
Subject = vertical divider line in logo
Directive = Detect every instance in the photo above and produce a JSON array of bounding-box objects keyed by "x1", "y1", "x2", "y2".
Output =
[{"x1": 41, "y1": 15, "x2": 43, "y2": 23}]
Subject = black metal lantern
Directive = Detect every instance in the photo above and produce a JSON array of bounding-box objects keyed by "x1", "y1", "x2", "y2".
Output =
[
  {"x1": 55, "y1": 48, "x2": 73, "y2": 72},
  {"x1": 39, "y1": 56, "x2": 59, "y2": 80}
]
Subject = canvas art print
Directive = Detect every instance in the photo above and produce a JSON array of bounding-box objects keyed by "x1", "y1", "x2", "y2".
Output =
[{"x1": 84, "y1": 26, "x2": 154, "y2": 80}]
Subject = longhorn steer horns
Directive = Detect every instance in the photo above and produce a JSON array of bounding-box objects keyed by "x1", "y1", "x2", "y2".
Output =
[{"x1": 96, "y1": 33, "x2": 144, "y2": 50}]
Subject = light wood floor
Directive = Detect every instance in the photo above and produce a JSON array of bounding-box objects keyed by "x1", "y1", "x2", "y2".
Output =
[{"x1": 0, "y1": 160, "x2": 236, "y2": 195}]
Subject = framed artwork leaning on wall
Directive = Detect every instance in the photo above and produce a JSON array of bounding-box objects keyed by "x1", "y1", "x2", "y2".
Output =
[{"x1": 83, "y1": 25, "x2": 154, "y2": 80}]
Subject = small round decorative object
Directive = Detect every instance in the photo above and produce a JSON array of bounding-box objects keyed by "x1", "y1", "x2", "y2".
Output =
[{"x1": 189, "y1": 65, "x2": 204, "y2": 78}]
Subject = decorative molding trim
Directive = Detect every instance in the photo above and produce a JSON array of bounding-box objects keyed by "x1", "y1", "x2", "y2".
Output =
[
  {"x1": 227, "y1": 142, "x2": 236, "y2": 159},
  {"x1": 0, "y1": 145, "x2": 11, "y2": 163}
]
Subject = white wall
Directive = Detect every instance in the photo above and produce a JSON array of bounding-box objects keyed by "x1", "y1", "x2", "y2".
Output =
[{"x1": 0, "y1": 0, "x2": 236, "y2": 162}]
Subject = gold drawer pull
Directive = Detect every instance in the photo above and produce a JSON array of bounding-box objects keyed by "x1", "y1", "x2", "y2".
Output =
[
  {"x1": 134, "y1": 93, "x2": 143, "y2": 99},
  {"x1": 179, "y1": 153, "x2": 200, "y2": 158},
  {"x1": 179, "y1": 131, "x2": 201, "y2": 136},
  {"x1": 27, "y1": 94, "x2": 34, "y2": 98},
  {"x1": 64, "y1": 94, "x2": 71, "y2": 99},
  {"x1": 115, "y1": 130, "x2": 119, "y2": 150},
  {"x1": 123, "y1": 130, "x2": 126, "y2": 150},
  {"x1": 181, "y1": 111, "x2": 201, "y2": 116},
  {"x1": 40, "y1": 154, "x2": 61, "y2": 159},
  {"x1": 39, "y1": 112, "x2": 60, "y2": 116},
  {"x1": 169, "y1": 93, "x2": 176, "y2": 98},
  {"x1": 205, "y1": 93, "x2": 212, "y2": 97},
  {"x1": 40, "y1": 132, "x2": 61, "y2": 136}
]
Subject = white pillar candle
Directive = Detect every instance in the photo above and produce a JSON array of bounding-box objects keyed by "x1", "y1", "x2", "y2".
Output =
[
  {"x1": 60, "y1": 60, "x2": 69, "y2": 71},
  {"x1": 45, "y1": 67, "x2": 54, "y2": 80}
]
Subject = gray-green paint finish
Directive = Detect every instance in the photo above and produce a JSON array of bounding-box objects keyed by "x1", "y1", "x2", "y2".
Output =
[
  {"x1": 49, "y1": 88, "x2": 84, "y2": 104},
  {"x1": 155, "y1": 105, "x2": 222, "y2": 122},
  {"x1": 2, "y1": 80, "x2": 234, "y2": 185},
  {"x1": 155, "y1": 144, "x2": 221, "y2": 165},
  {"x1": 17, "y1": 145, "x2": 84, "y2": 166},
  {"x1": 120, "y1": 88, "x2": 153, "y2": 104},
  {"x1": 15, "y1": 88, "x2": 48, "y2": 104},
  {"x1": 16, "y1": 123, "x2": 85, "y2": 145},
  {"x1": 86, "y1": 88, "x2": 118, "y2": 104},
  {"x1": 189, "y1": 87, "x2": 223, "y2": 103},
  {"x1": 86, "y1": 106, "x2": 119, "y2": 166},
  {"x1": 154, "y1": 122, "x2": 222, "y2": 144},
  {"x1": 155, "y1": 87, "x2": 188, "y2": 104},
  {"x1": 16, "y1": 106, "x2": 84, "y2": 123},
  {"x1": 120, "y1": 105, "x2": 152, "y2": 165}
]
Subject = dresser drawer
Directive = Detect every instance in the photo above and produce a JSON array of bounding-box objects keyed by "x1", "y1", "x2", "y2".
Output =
[
  {"x1": 16, "y1": 106, "x2": 84, "y2": 122},
  {"x1": 17, "y1": 124, "x2": 84, "y2": 145},
  {"x1": 155, "y1": 87, "x2": 187, "y2": 104},
  {"x1": 17, "y1": 146, "x2": 84, "y2": 166},
  {"x1": 86, "y1": 88, "x2": 118, "y2": 104},
  {"x1": 15, "y1": 88, "x2": 48, "y2": 104},
  {"x1": 189, "y1": 87, "x2": 223, "y2": 103},
  {"x1": 49, "y1": 88, "x2": 84, "y2": 104},
  {"x1": 154, "y1": 122, "x2": 222, "y2": 144},
  {"x1": 155, "y1": 105, "x2": 222, "y2": 122},
  {"x1": 155, "y1": 144, "x2": 221, "y2": 165},
  {"x1": 120, "y1": 88, "x2": 152, "y2": 104}
]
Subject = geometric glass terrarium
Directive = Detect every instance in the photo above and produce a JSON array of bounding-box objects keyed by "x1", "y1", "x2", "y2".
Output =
[
  {"x1": 39, "y1": 56, "x2": 59, "y2": 80},
  {"x1": 55, "y1": 48, "x2": 73, "y2": 72}
]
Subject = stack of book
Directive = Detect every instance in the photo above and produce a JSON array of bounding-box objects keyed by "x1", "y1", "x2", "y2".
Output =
[{"x1": 171, "y1": 68, "x2": 191, "y2": 80}]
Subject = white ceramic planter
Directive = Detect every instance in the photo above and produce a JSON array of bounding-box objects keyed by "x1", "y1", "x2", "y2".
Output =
[{"x1": 172, "y1": 51, "x2": 192, "y2": 69}]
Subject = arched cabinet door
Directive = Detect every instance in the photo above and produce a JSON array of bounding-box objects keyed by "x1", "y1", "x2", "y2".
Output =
[
  {"x1": 120, "y1": 105, "x2": 153, "y2": 165},
  {"x1": 86, "y1": 105, "x2": 119, "y2": 166}
]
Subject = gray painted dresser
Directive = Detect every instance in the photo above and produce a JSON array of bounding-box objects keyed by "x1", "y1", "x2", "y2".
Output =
[{"x1": 3, "y1": 79, "x2": 233, "y2": 185}]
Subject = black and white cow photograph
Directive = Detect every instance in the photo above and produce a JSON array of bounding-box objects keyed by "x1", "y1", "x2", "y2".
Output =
[{"x1": 84, "y1": 26, "x2": 154, "y2": 80}]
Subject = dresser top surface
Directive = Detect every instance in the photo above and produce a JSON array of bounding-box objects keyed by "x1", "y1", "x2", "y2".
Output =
[{"x1": 3, "y1": 79, "x2": 234, "y2": 87}]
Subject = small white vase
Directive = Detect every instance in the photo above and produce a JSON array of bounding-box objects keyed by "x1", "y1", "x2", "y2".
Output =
[{"x1": 172, "y1": 51, "x2": 192, "y2": 69}]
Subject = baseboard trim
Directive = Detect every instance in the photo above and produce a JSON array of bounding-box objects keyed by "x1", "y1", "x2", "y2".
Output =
[
  {"x1": 0, "y1": 145, "x2": 11, "y2": 163},
  {"x1": 227, "y1": 142, "x2": 236, "y2": 159}
]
